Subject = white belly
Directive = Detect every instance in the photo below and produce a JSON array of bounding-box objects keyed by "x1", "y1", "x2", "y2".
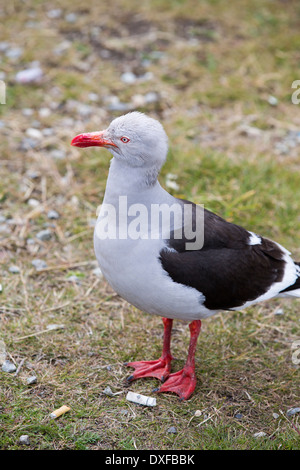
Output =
[{"x1": 93, "y1": 229, "x2": 216, "y2": 321}]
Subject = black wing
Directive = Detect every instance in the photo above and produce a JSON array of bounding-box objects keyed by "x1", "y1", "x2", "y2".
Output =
[{"x1": 159, "y1": 202, "x2": 286, "y2": 310}]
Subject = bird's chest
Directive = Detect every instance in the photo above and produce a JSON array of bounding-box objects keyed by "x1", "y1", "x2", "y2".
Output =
[{"x1": 93, "y1": 218, "x2": 159, "y2": 295}]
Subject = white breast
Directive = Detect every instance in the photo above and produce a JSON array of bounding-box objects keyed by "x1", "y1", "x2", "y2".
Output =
[{"x1": 93, "y1": 227, "x2": 216, "y2": 321}]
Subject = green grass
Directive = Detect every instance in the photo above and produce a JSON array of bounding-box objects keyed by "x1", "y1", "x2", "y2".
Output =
[{"x1": 0, "y1": 0, "x2": 299, "y2": 450}]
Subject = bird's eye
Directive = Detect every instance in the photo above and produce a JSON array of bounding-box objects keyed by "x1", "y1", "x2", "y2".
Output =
[{"x1": 120, "y1": 136, "x2": 130, "y2": 143}]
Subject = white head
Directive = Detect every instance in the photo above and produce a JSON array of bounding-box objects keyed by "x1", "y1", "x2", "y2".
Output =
[{"x1": 71, "y1": 112, "x2": 168, "y2": 171}]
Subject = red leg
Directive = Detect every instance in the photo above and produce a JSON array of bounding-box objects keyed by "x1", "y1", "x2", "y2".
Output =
[
  {"x1": 126, "y1": 317, "x2": 173, "y2": 382},
  {"x1": 154, "y1": 320, "x2": 201, "y2": 400}
]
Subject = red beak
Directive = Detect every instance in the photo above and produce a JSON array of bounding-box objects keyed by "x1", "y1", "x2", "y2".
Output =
[{"x1": 71, "y1": 131, "x2": 117, "y2": 149}]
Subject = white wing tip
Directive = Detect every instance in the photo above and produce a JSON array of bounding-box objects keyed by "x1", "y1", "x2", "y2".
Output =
[{"x1": 248, "y1": 231, "x2": 261, "y2": 246}]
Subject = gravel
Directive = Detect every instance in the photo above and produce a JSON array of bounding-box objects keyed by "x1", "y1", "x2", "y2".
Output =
[
  {"x1": 92, "y1": 267, "x2": 103, "y2": 278},
  {"x1": 9, "y1": 265, "x2": 20, "y2": 274},
  {"x1": 167, "y1": 426, "x2": 177, "y2": 434},
  {"x1": 31, "y1": 259, "x2": 48, "y2": 270},
  {"x1": 36, "y1": 229, "x2": 52, "y2": 241},
  {"x1": 2, "y1": 360, "x2": 17, "y2": 373},
  {"x1": 287, "y1": 407, "x2": 300, "y2": 417},
  {"x1": 47, "y1": 209, "x2": 60, "y2": 219},
  {"x1": 19, "y1": 435, "x2": 30, "y2": 445},
  {"x1": 26, "y1": 375, "x2": 37, "y2": 385}
]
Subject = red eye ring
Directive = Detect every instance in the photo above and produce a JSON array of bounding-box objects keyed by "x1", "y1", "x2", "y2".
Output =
[{"x1": 120, "y1": 136, "x2": 130, "y2": 143}]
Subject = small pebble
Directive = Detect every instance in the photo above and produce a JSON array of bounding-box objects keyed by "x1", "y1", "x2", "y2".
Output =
[
  {"x1": 274, "y1": 308, "x2": 284, "y2": 315},
  {"x1": 92, "y1": 267, "x2": 103, "y2": 278},
  {"x1": 65, "y1": 12, "x2": 77, "y2": 23},
  {"x1": 167, "y1": 426, "x2": 177, "y2": 434},
  {"x1": 22, "y1": 108, "x2": 34, "y2": 116},
  {"x1": 53, "y1": 41, "x2": 72, "y2": 55},
  {"x1": 39, "y1": 107, "x2": 51, "y2": 118},
  {"x1": 0, "y1": 42, "x2": 9, "y2": 52},
  {"x1": 49, "y1": 149, "x2": 66, "y2": 160},
  {"x1": 9, "y1": 265, "x2": 20, "y2": 274},
  {"x1": 67, "y1": 275, "x2": 81, "y2": 284},
  {"x1": 19, "y1": 435, "x2": 30, "y2": 445},
  {"x1": 15, "y1": 67, "x2": 42, "y2": 83},
  {"x1": 145, "y1": 91, "x2": 160, "y2": 104},
  {"x1": 6, "y1": 47, "x2": 23, "y2": 59},
  {"x1": 26, "y1": 170, "x2": 40, "y2": 179},
  {"x1": 20, "y1": 138, "x2": 39, "y2": 150},
  {"x1": 31, "y1": 259, "x2": 47, "y2": 270},
  {"x1": 27, "y1": 198, "x2": 40, "y2": 207},
  {"x1": 234, "y1": 413, "x2": 243, "y2": 420},
  {"x1": 88, "y1": 92, "x2": 99, "y2": 102},
  {"x1": 76, "y1": 103, "x2": 92, "y2": 118},
  {"x1": 47, "y1": 9, "x2": 62, "y2": 19},
  {"x1": 30, "y1": 119, "x2": 41, "y2": 129},
  {"x1": 273, "y1": 413, "x2": 279, "y2": 419},
  {"x1": 47, "y1": 210, "x2": 60, "y2": 219},
  {"x1": 121, "y1": 72, "x2": 137, "y2": 84},
  {"x1": 268, "y1": 95, "x2": 278, "y2": 106},
  {"x1": 2, "y1": 360, "x2": 17, "y2": 373},
  {"x1": 26, "y1": 128, "x2": 43, "y2": 140},
  {"x1": 107, "y1": 100, "x2": 132, "y2": 112},
  {"x1": 26, "y1": 375, "x2": 37, "y2": 385},
  {"x1": 239, "y1": 125, "x2": 262, "y2": 137},
  {"x1": 0, "y1": 223, "x2": 10, "y2": 234},
  {"x1": 131, "y1": 94, "x2": 146, "y2": 107},
  {"x1": 36, "y1": 229, "x2": 52, "y2": 241},
  {"x1": 287, "y1": 407, "x2": 300, "y2": 417}
]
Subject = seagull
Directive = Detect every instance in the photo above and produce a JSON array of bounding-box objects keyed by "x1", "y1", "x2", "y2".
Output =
[{"x1": 71, "y1": 112, "x2": 300, "y2": 400}]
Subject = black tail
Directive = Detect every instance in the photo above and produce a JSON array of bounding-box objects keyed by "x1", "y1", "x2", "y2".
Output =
[{"x1": 280, "y1": 261, "x2": 300, "y2": 293}]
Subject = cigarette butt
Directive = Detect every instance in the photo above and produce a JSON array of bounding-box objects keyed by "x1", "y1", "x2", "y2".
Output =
[
  {"x1": 126, "y1": 391, "x2": 156, "y2": 407},
  {"x1": 50, "y1": 405, "x2": 71, "y2": 419}
]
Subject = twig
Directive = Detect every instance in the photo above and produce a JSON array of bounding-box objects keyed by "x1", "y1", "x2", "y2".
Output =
[
  {"x1": 197, "y1": 412, "x2": 217, "y2": 427},
  {"x1": 14, "y1": 358, "x2": 26, "y2": 376},
  {"x1": 83, "y1": 278, "x2": 100, "y2": 298},
  {"x1": 19, "y1": 270, "x2": 31, "y2": 315},
  {"x1": 14, "y1": 325, "x2": 65, "y2": 342},
  {"x1": 33, "y1": 260, "x2": 96, "y2": 273},
  {"x1": 67, "y1": 229, "x2": 93, "y2": 243},
  {"x1": 279, "y1": 410, "x2": 300, "y2": 436},
  {"x1": 42, "y1": 301, "x2": 71, "y2": 313}
]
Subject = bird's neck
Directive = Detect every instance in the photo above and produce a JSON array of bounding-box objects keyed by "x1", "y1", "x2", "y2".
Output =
[{"x1": 103, "y1": 157, "x2": 165, "y2": 205}]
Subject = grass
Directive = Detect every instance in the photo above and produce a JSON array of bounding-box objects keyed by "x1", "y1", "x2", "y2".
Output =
[{"x1": 0, "y1": 0, "x2": 299, "y2": 450}]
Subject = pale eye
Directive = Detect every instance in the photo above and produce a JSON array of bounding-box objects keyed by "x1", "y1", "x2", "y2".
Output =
[{"x1": 120, "y1": 136, "x2": 130, "y2": 143}]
